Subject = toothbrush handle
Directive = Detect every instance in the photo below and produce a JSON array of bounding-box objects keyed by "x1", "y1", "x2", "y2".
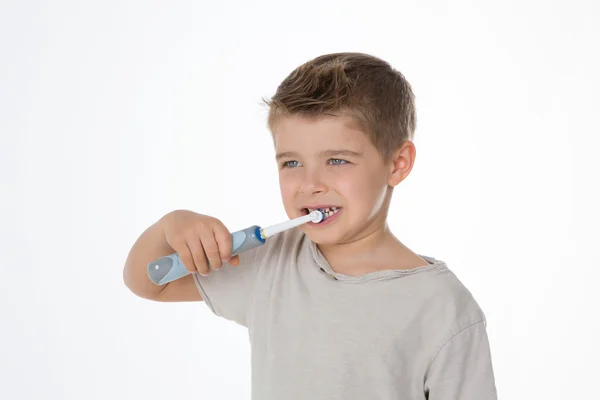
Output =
[{"x1": 147, "y1": 225, "x2": 265, "y2": 285}]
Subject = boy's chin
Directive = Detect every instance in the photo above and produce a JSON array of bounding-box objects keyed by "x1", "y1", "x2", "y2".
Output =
[{"x1": 299, "y1": 226, "x2": 342, "y2": 245}]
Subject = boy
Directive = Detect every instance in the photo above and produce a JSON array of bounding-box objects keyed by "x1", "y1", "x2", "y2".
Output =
[{"x1": 123, "y1": 52, "x2": 497, "y2": 399}]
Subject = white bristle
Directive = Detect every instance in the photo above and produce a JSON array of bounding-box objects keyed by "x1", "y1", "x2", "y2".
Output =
[{"x1": 309, "y1": 210, "x2": 325, "y2": 223}]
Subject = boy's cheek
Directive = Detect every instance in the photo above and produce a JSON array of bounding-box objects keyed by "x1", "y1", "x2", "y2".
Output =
[{"x1": 278, "y1": 184, "x2": 298, "y2": 210}]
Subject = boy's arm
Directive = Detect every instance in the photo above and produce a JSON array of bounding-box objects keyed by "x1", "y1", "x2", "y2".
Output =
[
  {"x1": 123, "y1": 215, "x2": 201, "y2": 302},
  {"x1": 424, "y1": 320, "x2": 498, "y2": 400}
]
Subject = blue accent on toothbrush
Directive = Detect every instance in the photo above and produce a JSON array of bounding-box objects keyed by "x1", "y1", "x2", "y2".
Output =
[{"x1": 255, "y1": 226, "x2": 266, "y2": 242}]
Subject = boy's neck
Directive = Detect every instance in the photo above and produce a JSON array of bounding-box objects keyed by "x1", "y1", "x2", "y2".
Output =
[{"x1": 316, "y1": 223, "x2": 429, "y2": 276}]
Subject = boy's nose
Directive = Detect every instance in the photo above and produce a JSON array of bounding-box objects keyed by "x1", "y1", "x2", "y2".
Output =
[
  {"x1": 304, "y1": 183, "x2": 327, "y2": 195},
  {"x1": 300, "y1": 170, "x2": 327, "y2": 195}
]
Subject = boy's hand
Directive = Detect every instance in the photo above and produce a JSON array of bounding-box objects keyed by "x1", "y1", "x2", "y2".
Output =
[{"x1": 162, "y1": 210, "x2": 241, "y2": 276}]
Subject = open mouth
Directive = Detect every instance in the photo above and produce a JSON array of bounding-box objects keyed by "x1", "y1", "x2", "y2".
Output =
[{"x1": 301, "y1": 206, "x2": 342, "y2": 222}]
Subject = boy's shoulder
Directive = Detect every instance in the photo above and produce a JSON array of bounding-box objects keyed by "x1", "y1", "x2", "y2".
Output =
[
  {"x1": 414, "y1": 257, "x2": 488, "y2": 340},
  {"x1": 257, "y1": 225, "x2": 308, "y2": 257}
]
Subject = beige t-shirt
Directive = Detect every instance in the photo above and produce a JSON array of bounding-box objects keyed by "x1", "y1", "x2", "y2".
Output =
[{"x1": 193, "y1": 227, "x2": 497, "y2": 399}]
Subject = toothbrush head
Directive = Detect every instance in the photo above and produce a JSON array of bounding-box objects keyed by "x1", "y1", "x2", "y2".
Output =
[{"x1": 308, "y1": 210, "x2": 326, "y2": 223}]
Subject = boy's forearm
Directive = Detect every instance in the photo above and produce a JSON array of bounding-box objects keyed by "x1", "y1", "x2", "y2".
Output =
[{"x1": 123, "y1": 214, "x2": 174, "y2": 299}]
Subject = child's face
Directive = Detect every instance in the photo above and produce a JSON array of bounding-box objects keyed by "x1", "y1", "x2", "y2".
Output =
[{"x1": 273, "y1": 115, "x2": 396, "y2": 245}]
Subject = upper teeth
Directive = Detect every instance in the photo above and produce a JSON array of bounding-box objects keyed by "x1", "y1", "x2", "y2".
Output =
[{"x1": 309, "y1": 207, "x2": 340, "y2": 217}]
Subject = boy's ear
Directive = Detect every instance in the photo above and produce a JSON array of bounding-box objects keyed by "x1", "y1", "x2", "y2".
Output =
[{"x1": 388, "y1": 141, "x2": 416, "y2": 187}]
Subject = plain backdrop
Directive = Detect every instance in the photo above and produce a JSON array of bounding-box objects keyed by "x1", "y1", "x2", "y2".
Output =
[{"x1": 1, "y1": 1, "x2": 598, "y2": 399}]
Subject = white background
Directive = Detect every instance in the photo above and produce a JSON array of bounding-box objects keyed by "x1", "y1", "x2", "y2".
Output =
[{"x1": 1, "y1": 1, "x2": 598, "y2": 399}]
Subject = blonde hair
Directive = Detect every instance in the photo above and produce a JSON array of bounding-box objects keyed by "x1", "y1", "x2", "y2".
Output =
[{"x1": 264, "y1": 52, "x2": 417, "y2": 161}]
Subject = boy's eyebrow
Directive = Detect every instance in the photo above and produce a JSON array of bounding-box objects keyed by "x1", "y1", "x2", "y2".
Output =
[
  {"x1": 322, "y1": 149, "x2": 363, "y2": 157},
  {"x1": 275, "y1": 149, "x2": 363, "y2": 160}
]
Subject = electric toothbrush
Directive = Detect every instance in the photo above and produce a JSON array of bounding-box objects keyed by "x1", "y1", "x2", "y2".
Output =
[{"x1": 147, "y1": 210, "x2": 326, "y2": 285}]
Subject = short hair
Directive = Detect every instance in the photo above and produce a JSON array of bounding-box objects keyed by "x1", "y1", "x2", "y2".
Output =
[{"x1": 264, "y1": 52, "x2": 417, "y2": 160}]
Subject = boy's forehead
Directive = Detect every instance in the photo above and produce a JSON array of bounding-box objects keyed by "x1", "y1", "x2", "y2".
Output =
[{"x1": 273, "y1": 115, "x2": 367, "y2": 151}]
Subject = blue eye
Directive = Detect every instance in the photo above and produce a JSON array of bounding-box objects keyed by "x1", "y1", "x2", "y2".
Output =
[
  {"x1": 282, "y1": 160, "x2": 300, "y2": 168},
  {"x1": 329, "y1": 158, "x2": 347, "y2": 165}
]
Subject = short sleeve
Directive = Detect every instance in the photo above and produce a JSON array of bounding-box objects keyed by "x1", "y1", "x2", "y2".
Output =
[
  {"x1": 424, "y1": 320, "x2": 498, "y2": 400},
  {"x1": 192, "y1": 245, "x2": 263, "y2": 327}
]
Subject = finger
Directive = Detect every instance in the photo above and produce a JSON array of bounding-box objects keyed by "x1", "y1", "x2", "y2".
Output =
[
  {"x1": 187, "y1": 236, "x2": 210, "y2": 276},
  {"x1": 212, "y1": 223, "x2": 233, "y2": 262},
  {"x1": 198, "y1": 225, "x2": 223, "y2": 270},
  {"x1": 176, "y1": 240, "x2": 197, "y2": 274},
  {"x1": 229, "y1": 255, "x2": 240, "y2": 267}
]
